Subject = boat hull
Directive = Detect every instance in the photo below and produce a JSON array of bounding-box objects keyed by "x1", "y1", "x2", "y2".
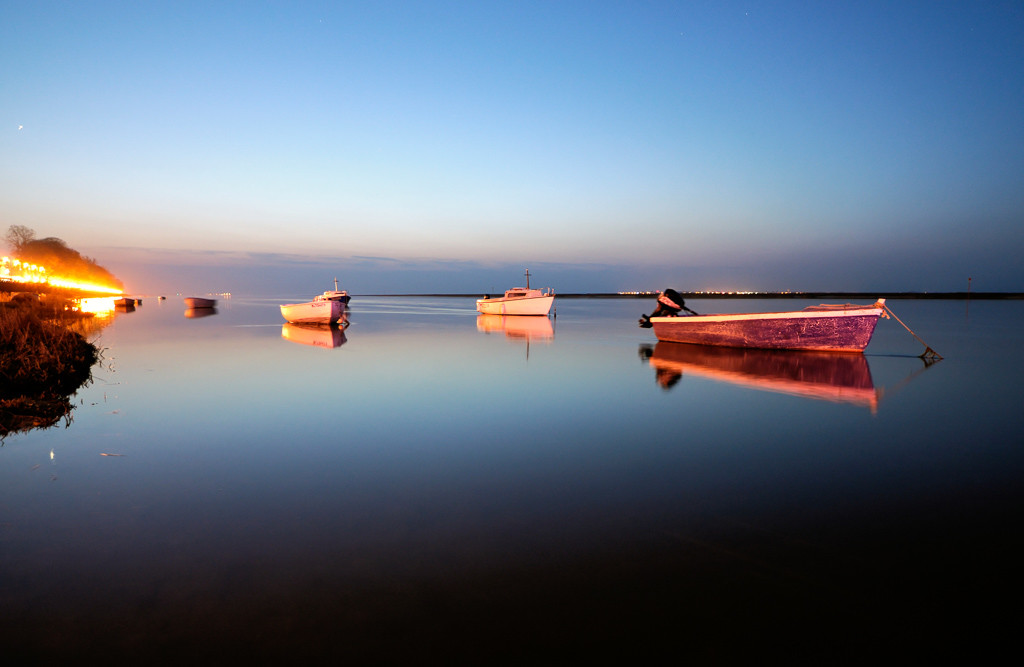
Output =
[
  {"x1": 476, "y1": 294, "x2": 554, "y2": 316},
  {"x1": 650, "y1": 304, "x2": 884, "y2": 352},
  {"x1": 280, "y1": 299, "x2": 344, "y2": 324},
  {"x1": 184, "y1": 297, "x2": 216, "y2": 309}
]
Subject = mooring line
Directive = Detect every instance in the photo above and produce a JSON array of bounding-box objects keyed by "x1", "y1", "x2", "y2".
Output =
[{"x1": 882, "y1": 303, "x2": 943, "y2": 359}]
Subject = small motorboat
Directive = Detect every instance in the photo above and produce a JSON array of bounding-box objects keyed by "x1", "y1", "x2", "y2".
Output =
[
  {"x1": 184, "y1": 297, "x2": 217, "y2": 309},
  {"x1": 313, "y1": 278, "x2": 350, "y2": 305},
  {"x1": 476, "y1": 269, "x2": 555, "y2": 316},
  {"x1": 639, "y1": 290, "x2": 886, "y2": 353},
  {"x1": 280, "y1": 298, "x2": 344, "y2": 324}
]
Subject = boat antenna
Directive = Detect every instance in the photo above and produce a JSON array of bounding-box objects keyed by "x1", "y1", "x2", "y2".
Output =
[
  {"x1": 333, "y1": 277, "x2": 339, "y2": 291},
  {"x1": 525, "y1": 268, "x2": 530, "y2": 289}
]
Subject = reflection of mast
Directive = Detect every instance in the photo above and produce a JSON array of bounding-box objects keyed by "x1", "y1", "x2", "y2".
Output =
[
  {"x1": 476, "y1": 313, "x2": 554, "y2": 362},
  {"x1": 476, "y1": 314, "x2": 554, "y2": 340}
]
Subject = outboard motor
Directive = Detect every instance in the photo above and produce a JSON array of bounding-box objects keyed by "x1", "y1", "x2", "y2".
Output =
[{"x1": 639, "y1": 289, "x2": 697, "y2": 328}]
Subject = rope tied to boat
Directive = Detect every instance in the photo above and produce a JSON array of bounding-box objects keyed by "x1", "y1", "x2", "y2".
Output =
[{"x1": 881, "y1": 302, "x2": 943, "y2": 360}]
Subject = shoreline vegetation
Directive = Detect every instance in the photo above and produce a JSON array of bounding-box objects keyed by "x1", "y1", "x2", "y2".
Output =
[{"x1": 1, "y1": 291, "x2": 100, "y2": 440}]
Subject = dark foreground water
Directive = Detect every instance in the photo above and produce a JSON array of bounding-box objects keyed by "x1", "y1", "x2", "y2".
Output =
[{"x1": 3, "y1": 296, "x2": 1022, "y2": 662}]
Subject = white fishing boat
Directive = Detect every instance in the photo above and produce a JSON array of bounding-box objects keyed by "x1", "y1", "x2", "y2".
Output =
[
  {"x1": 476, "y1": 269, "x2": 555, "y2": 316},
  {"x1": 313, "y1": 278, "x2": 350, "y2": 305},
  {"x1": 280, "y1": 298, "x2": 344, "y2": 324}
]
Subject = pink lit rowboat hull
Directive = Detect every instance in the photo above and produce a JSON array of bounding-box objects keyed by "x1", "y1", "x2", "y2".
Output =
[
  {"x1": 650, "y1": 300, "x2": 886, "y2": 353},
  {"x1": 280, "y1": 299, "x2": 344, "y2": 324}
]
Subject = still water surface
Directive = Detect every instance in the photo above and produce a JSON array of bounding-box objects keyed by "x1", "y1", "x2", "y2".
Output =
[{"x1": 3, "y1": 296, "x2": 1022, "y2": 661}]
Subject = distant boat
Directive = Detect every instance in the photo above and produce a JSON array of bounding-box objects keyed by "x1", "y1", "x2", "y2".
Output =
[
  {"x1": 280, "y1": 298, "x2": 344, "y2": 324},
  {"x1": 314, "y1": 278, "x2": 350, "y2": 305},
  {"x1": 114, "y1": 297, "x2": 136, "y2": 308},
  {"x1": 476, "y1": 269, "x2": 555, "y2": 316},
  {"x1": 184, "y1": 297, "x2": 216, "y2": 309},
  {"x1": 641, "y1": 294, "x2": 886, "y2": 353},
  {"x1": 643, "y1": 342, "x2": 879, "y2": 410}
]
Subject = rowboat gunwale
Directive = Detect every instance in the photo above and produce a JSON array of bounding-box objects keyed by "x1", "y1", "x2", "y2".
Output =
[{"x1": 648, "y1": 300, "x2": 886, "y2": 353}]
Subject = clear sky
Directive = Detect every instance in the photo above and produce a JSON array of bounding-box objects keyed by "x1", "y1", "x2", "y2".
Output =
[{"x1": 2, "y1": 1, "x2": 1022, "y2": 295}]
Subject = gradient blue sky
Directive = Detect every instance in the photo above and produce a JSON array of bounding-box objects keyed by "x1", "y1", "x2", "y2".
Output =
[{"x1": 2, "y1": 1, "x2": 1022, "y2": 295}]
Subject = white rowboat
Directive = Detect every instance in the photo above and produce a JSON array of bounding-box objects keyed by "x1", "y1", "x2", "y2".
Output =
[{"x1": 280, "y1": 299, "x2": 344, "y2": 324}]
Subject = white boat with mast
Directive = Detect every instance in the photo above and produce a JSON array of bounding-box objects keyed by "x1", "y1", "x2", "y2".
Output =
[
  {"x1": 280, "y1": 298, "x2": 344, "y2": 324},
  {"x1": 476, "y1": 269, "x2": 555, "y2": 316}
]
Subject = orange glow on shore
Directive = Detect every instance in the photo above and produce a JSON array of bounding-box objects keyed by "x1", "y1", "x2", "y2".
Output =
[
  {"x1": 76, "y1": 297, "x2": 118, "y2": 316},
  {"x1": 1, "y1": 255, "x2": 124, "y2": 295}
]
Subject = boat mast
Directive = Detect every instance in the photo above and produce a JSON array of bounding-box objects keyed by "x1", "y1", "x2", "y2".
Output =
[{"x1": 524, "y1": 268, "x2": 530, "y2": 289}]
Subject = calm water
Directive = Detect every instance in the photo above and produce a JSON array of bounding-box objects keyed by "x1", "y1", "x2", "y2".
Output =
[{"x1": 3, "y1": 296, "x2": 1022, "y2": 662}]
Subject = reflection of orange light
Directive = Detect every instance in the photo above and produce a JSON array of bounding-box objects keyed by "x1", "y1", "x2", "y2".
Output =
[
  {"x1": 1, "y1": 255, "x2": 123, "y2": 295},
  {"x1": 77, "y1": 297, "x2": 117, "y2": 315}
]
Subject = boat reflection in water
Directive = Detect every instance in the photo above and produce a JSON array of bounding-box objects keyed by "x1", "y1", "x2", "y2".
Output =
[
  {"x1": 642, "y1": 342, "x2": 879, "y2": 411},
  {"x1": 281, "y1": 321, "x2": 348, "y2": 349},
  {"x1": 476, "y1": 314, "x2": 554, "y2": 341},
  {"x1": 477, "y1": 314, "x2": 553, "y2": 361},
  {"x1": 184, "y1": 307, "x2": 218, "y2": 319}
]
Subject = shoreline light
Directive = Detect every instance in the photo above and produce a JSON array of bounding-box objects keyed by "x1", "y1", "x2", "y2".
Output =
[{"x1": 2, "y1": 255, "x2": 124, "y2": 295}]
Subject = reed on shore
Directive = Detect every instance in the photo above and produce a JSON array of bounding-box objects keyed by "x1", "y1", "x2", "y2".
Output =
[{"x1": 1, "y1": 294, "x2": 100, "y2": 439}]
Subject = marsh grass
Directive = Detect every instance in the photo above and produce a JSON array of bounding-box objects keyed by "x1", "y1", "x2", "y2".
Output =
[{"x1": 1, "y1": 294, "x2": 100, "y2": 439}]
